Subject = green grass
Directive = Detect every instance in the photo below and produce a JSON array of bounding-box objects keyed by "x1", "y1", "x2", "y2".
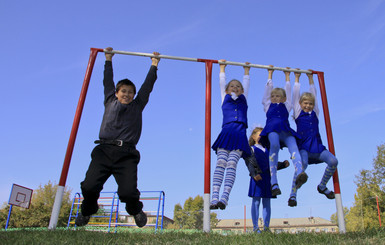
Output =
[{"x1": 1, "y1": 228, "x2": 385, "y2": 245}]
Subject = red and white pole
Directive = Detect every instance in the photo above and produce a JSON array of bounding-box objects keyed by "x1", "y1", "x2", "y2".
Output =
[
  {"x1": 48, "y1": 48, "x2": 102, "y2": 229},
  {"x1": 315, "y1": 71, "x2": 346, "y2": 233},
  {"x1": 244, "y1": 205, "x2": 247, "y2": 233},
  {"x1": 197, "y1": 59, "x2": 218, "y2": 232}
]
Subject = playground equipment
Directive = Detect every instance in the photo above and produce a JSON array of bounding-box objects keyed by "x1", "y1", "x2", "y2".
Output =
[
  {"x1": 67, "y1": 191, "x2": 165, "y2": 232},
  {"x1": 49, "y1": 48, "x2": 345, "y2": 233},
  {"x1": 5, "y1": 184, "x2": 33, "y2": 230}
]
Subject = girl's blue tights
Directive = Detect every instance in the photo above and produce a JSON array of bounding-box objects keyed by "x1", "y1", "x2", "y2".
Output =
[
  {"x1": 251, "y1": 197, "x2": 271, "y2": 231},
  {"x1": 268, "y1": 131, "x2": 303, "y2": 193},
  {"x1": 288, "y1": 149, "x2": 338, "y2": 198}
]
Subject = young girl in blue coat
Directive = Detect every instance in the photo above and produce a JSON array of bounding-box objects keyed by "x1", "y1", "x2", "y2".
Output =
[
  {"x1": 210, "y1": 60, "x2": 252, "y2": 210},
  {"x1": 291, "y1": 70, "x2": 338, "y2": 206},
  {"x1": 259, "y1": 66, "x2": 307, "y2": 200},
  {"x1": 248, "y1": 127, "x2": 289, "y2": 232}
]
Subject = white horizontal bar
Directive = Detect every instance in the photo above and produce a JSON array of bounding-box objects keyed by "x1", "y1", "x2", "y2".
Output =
[
  {"x1": 104, "y1": 49, "x2": 198, "y2": 62},
  {"x1": 219, "y1": 61, "x2": 312, "y2": 74},
  {"x1": 103, "y1": 49, "x2": 313, "y2": 74}
]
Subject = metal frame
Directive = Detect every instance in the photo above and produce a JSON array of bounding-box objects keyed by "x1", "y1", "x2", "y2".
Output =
[
  {"x1": 49, "y1": 48, "x2": 345, "y2": 233},
  {"x1": 67, "y1": 191, "x2": 165, "y2": 232}
]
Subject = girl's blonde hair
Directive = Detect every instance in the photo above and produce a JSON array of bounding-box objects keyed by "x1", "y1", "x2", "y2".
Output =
[
  {"x1": 300, "y1": 92, "x2": 315, "y2": 104},
  {"x1": 249, "y1": 127, "x2": 264, "y2": 146},
  {"x1": 225, "y1": 79, "x2": 244, "y2": 92},
  {"x1": 271, "y1": 88, "x2": 286, "y2": 98}
]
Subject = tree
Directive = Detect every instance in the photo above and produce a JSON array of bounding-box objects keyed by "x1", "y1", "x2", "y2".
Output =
[
  {"x1": 372, "y1": 144, "x2": 385, "y2": 191},
  {"x1": 336, "y1": 144, "x2": 385, "y2": 231},
  {"x1": 0, "y1": 181, "x2": 73, "y2": 228},
  {"x1": 346, "y1": 169, "x2": 382, "y2": 231},
  {"x1": 168, "y1": 195, "x2": 218, "y2": 230}
]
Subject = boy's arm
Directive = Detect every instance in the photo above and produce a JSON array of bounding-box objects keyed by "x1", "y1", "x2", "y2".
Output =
[
  {"x1": 242, "y1": 62, "x2": 250, "y2": 98},
  {"x1": 151, "y1": 52, "x2": 160, "y2": 67},
  {"x1": 105, "y1": 47, "x2": 114, "y2": 61},
  {"x1": 136, "y1": 52, "x2": 160, "y2": 109},
  {"x1": 103, "y1": 47, "x2": 116, "y2": 104}
]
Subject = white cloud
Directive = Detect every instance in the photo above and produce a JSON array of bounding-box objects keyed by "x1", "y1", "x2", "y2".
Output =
[
  {"x1": 349, "y1": 1, "x2": 385, "y2": 68},
  {"x1": 337, "y1": 102, "x2": 385, "y2": 124},
  {"x1": 132, "y1": 20, "x2": 205, "y2": 51}
]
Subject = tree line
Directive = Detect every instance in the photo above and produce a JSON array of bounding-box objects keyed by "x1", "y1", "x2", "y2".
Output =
[{"x1": 331, "y1": 143, "x2": 385, "y2": 231}]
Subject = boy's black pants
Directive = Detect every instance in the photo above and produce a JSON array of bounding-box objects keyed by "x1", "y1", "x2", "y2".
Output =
[{"x1": 80, "y1": 144, "x2": 143, "y2": 216}]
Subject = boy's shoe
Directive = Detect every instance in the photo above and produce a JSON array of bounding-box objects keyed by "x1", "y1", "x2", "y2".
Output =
[
  {"x1": 295, "y1": 172, "x2": 308, "y2": 189},
  {"x1": 210, "y1": 204, "x2": 219, "y2": 210},
  {"x1": 317, "y1": 185, "x2": 335, "y2": 199},
  {"x1": 271, "y1": 184, "x2": 281, "y2": 196},
  {"x1": 75, "y1": 213, "x2": 90, "y2": 226},
  {"x1": 217, "y1": 201, "x2": 226, "y2": 210},
  {"x1": 288, "y1": 196, "x2": 297, "y2": 207},
  {"x1": 277, "y1": 160, "x2": 290, "y2": 170},
  {"x1": 134, "y1": 210, "x2": 147, "y2": 228}
]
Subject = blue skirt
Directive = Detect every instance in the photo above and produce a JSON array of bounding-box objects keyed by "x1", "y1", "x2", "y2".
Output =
[
  {"x1": 259, "y1": 128, "x2": 299, "y2": 150},
  {"x1": 212, "y1": 122, "x2": 251, "y2": 157},
  {"x1": 248, "y1": 174, "x2": 274, "y2": 198}
]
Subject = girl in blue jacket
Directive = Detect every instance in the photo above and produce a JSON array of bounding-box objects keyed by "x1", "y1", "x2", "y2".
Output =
[
  {"x1": 211, "y1": 60, "x2": 252, "y2": 210},
  {"x1": 290, "y1": 70, "x2": 338, "y2": 206},
  {"x1": 248, "y1": 127, "x2": 289, "y2": 232},
  {"x1": 259, "y1": 67, "x2": 307, "y2": 201}
]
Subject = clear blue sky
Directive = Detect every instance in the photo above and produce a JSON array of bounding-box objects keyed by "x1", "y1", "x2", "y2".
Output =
[{"x1": 1, "y1": 0, "x2": 385, "y2": 223}]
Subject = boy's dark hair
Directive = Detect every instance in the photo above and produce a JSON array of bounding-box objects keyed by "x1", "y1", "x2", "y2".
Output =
[{"x1": 116, "y1": 79, "x2": 136, "y2": 94}]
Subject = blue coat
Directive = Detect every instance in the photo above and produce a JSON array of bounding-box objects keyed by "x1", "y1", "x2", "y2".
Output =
[
  {"x1": 222, "y1": 94, "x2": 248, "y2": 127},
  {"x1": 248, "y1": 145, "x2": 274, "y2": 198},
  {"x1": 295, "y1": 110, "x2": 326, "y2": 153},
  {"x1": 212, "y1": 94, "x2": 251, "y2": 157},
  {"x1": 259, "y1": 103, "x2": 298, "y2": 149}
]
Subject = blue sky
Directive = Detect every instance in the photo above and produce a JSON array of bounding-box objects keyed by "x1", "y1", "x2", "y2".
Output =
[{"x1": 1, "y1": 0, "x2": 385, "y2": 224}]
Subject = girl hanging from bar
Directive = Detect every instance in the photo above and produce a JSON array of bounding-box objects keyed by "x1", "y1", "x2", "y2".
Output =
[
  {"x1": 258, "y1": 66, "x2": 307, "y2": 206},
  {"x1": 290, "y1": 70, "x2": 338, "y2": 206},
  {"x1": 210, "y1": 60, "x2": 254, "y2": 210}
]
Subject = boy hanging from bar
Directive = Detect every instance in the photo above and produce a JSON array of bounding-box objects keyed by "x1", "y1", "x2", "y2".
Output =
[{"x1": 75, "y1": 47, "x2": 160, "y2": 228}]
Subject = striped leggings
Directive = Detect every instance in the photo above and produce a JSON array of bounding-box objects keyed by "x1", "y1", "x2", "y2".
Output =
[{"x1": 211, "y1": 148, "x2": 242, "y2": 206}]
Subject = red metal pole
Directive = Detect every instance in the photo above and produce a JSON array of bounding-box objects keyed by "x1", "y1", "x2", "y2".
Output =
[
  {"x1": 196, "y1": 59, "x2": 218, "y2": 194},
  {"x1": 203, "y1": 61, "x2": 213, "y2": 194},
  {"x1": 58, "y1": 48, "x2": 101, "y2": 186},
  {"x1": 376, "y1": 195, "x2": 382, "y2": 227},
  {"x1": 314, "y1": 71, "x2": 341, "y2": 194},
  {"x1": 198, "y1": 59, "x2": 217, "y2": 232},
  {"x1": 244, "y1": 205, "x2": 246, "y2": 233}
]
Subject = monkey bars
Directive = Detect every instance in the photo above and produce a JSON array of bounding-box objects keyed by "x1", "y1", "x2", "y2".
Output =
[{"x1": 49, "y1": 48, "x2": 345, "y2": 233}]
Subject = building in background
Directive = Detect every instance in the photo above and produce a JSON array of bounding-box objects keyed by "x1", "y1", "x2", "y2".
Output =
[{"x1": 213, "y1": 217, "x2": 338, "y2": 234}]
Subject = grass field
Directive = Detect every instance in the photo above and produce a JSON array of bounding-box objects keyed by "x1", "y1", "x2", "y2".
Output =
[{"x1": 1, "y1": 228, "x2": 385, "y2": 245}]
